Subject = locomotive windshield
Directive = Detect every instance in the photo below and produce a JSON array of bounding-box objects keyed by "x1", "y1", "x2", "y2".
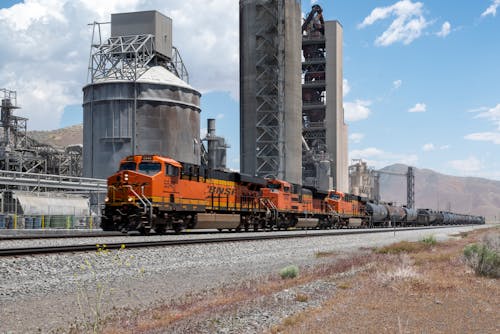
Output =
[
  {"x1": 138, "y1": 162, "x2": 162, "y2": 175},
  {"x1": 329, "y1": 193, "x2": 341, "y2": 200},
  {"x1": 119, "y1": 162, "x2": 136, "y2": 171},
  {"x1": 267, "y1": 183, "x2": 281, "y2": 190}
]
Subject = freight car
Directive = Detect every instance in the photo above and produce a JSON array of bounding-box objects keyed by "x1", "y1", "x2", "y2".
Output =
[{"x1": 102, "y1": 155, "x2": 485, "y2": 234}]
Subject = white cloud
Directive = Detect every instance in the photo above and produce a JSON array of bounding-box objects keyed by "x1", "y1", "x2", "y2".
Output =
[
  {"x1": 343, "y1": 78, "x2": 351, "y2": 97},
  {"x1": 482, "y1": 0, "x2": 500, "y2": 17},
  {"x1": 449, "y1": 156, "x2": 482, "y2": 173},
  {"x1": 440, "y1": 145, "x2": 450, "y2": 150},
  {"x1": 343, "y1": 100, "x2": 372, "y2": 122},
  {"x1": 349, "y1": 133, "x2": 365, "y2": 143},
  {"x1": 0, "y1": 0, "x2": 239, "y2": 130},
  {"x1": 216, "y1": 113, "x2": 225, "y2": 120},
  {"x1": 393, "y1": 79, "x2": 402, "y2": 89},
  {"x1": 408, "y1": 103, "x2": 426, "y2": 113},
  {"x1": 465, "y1": 132, "x2": 500, "y2": 145},
  {"x1": 358, "y1": 0, "x2": 428, "y2": 46},
  {"x1": 422, "y1": 143, "x2": 435, "y2": 151},
  {"x1": 350, "y1": 147, "x2": 418, "y2": 169},
  {"x1": 436, "y1": 21, "x2": 451, "y2": 37},
  {"x1": 471, "y1": 104, "x2": 500, "y2": 130}
]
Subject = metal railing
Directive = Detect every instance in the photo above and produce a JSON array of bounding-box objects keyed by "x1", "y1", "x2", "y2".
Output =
[
  {"x1": 0, "y1": 214, "x2": 99, "y2": 230},
  {"x1": 0, "y1": 170, "x2": 106, "y2": 191}
]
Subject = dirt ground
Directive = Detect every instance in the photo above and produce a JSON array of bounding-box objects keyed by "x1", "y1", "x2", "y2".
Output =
[{"x1": 100, "y1": 227, "x2": 499, "y2": 333}]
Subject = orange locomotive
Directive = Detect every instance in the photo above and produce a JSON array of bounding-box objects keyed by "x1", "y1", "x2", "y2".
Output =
[
  {"x1": 102, "y1": 155, "x2": 334, "y2": 234},
  {"x1": 325, "y1": 190, "x2": 366, "y2": 227}
]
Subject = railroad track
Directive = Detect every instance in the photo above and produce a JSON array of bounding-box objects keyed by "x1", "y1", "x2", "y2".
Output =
[{"x1": 0, "y1": 225, "x2": 471, "y2": 257}]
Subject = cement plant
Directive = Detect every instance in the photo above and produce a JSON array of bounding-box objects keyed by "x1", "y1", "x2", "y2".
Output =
[{"x1": 0, "y1": 2, "x2": 490, "y2": 230}]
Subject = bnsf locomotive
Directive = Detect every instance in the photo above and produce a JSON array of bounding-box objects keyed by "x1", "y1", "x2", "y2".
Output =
[{"x1": 102, "y1": 155, "x2": 485, "y2": 234}]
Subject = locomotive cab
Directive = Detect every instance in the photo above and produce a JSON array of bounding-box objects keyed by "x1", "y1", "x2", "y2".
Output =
[
  {"x1": 103, "y1": 155, "x2": 182, "y2": 233},
  {"x1": 261, "y1": 178, "x2": 301, "y2": 212}
]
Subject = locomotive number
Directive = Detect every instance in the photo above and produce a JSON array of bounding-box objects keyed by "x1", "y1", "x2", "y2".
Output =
[{"x1": 208, "y1": 186, "x2": 235, "y2": 196}]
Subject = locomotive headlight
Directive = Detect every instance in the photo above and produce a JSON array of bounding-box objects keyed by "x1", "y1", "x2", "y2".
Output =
[
  {"x1": 104, "y1": 196, "x2": 109, "y2": 203},
  {"x1": 124, "y1": 173, "x2": 129, "y2": 181},
  {"x1": 127, "y1": 196, "x2": 134, "y2": 202}
]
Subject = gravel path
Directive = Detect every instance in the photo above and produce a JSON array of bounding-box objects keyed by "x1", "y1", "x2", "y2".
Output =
[{"x1": 0, "y1": 225, "x2": 488, "y2": 333}]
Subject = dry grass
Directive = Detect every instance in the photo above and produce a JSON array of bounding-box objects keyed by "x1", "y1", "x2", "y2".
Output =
[
  {"x1": 273, "y1": 227, "x2": 499, "y2": 334},
  {"x1": 375, "y1": 240, "x2": 431, "y2": 254}
]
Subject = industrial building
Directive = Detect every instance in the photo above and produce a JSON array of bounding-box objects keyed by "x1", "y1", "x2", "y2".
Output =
[
  {"x1": 302, "y1": 8, "x2": 348, "y2": 192},
  {"x1": 239, "y1": 0, "x2": 303, "y2": 185},
  {"x1": 240, "y1": 2, "x2": 348, "y2": 191}
]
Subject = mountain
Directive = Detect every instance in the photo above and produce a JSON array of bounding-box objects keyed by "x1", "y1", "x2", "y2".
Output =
[
  {"x1": 379, "y1": 164, "x2": 500, "y2": 221},
  {"x1": 28, "y1": 124, "x2": 83, "y2": 149}
]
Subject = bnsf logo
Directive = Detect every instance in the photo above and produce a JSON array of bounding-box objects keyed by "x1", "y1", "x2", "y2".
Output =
[{"x1": 208, "y1": 186, "x2": 236, "y2": 196}]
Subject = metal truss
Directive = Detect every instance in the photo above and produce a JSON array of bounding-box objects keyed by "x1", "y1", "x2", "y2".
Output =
[
  {"x1": 89, "y1": 34, "x2": 156, "y2": 82},
  {"x1": 254, "y1": 0, "x2": 285, "y2": 179},
  {"x1": 88, "y1": 23, "x2": 189, "y2": 83}
]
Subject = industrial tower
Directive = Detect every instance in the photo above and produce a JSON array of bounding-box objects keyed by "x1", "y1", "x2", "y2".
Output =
[
  {"x1": 239, "y1": 0, "x2": 302, "y2": 185},
  {"x1": 302, "y1": 5, "x2": 348, "y2": 192}
]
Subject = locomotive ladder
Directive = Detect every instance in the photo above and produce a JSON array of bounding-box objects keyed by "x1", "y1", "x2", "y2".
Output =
[{"x1": 259, "y1": 198, "x2": 278, "y2": 220}]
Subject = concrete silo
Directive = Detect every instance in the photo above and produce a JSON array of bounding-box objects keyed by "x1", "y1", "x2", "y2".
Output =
[
  {"x1": 240, "y1": 0, "x2": 302, "y2": 185},
  {"x1": 83, "y1": 11, "x2": 200, "y2": 179}
]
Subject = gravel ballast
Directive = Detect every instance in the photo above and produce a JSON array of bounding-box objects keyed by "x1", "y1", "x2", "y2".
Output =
[{"x1": 0, "y1": 225, "x2": 488, "y2": 333}]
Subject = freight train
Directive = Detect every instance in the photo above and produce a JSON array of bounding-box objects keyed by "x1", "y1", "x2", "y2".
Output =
[{"x1": 101, "y1": 155, "x2": 485, "y2": 234}]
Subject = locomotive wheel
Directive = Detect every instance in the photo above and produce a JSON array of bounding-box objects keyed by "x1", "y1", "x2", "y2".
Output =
[
  {"x1": 155, "y1": 226, "x2": 166, "y2": 235},
  {"x1": 138, "y1": 226, "x2": 151, "y2": 235}
]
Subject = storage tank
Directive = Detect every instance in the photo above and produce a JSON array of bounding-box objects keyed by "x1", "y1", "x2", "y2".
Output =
[
  {"x1": 83, "y1": 66, "x2": 201, "y2": 179},
  {"x1": 365, "y1": 203, "x2": 388, "y2": 223}
]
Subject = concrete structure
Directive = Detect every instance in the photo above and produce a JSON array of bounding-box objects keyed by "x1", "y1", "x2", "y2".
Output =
[
  {"x1": 302, "y1": 15, "x2": 348, "y2": 192},
  {"x1": 239, "y1": 0, "x2": 302, "y2": 185},
  {"x1": 349, "y1": 159, "x2": 379, "y2": 201},
  {"x1": 84, "y1": 11, "x2": 199, "y2": 179}
]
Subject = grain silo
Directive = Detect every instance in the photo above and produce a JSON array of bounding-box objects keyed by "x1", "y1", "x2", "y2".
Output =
[{"x1": 83, "y1": 11, "x2": 200, "y2": 179}]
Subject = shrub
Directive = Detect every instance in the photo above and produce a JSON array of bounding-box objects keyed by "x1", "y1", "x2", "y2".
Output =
[
  {"x1": 463, "y1": 233, "x2": 500, "y2": 278},
  {"x1": 421, "y1": 235, "x2": 437, "y2": 246},
  {"x1": 279, "y1": 265, "x2": 299, "y2": 279}
]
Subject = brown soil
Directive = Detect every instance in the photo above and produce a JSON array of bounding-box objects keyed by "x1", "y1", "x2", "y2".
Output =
[{"x1": 99, "y1": 228, "x2": 499, "y2": 333}]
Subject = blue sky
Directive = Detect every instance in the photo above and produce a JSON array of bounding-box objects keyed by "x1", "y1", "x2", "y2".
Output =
[{"x1": 0, "y1": 0, "x2": 499, "y2": 180}]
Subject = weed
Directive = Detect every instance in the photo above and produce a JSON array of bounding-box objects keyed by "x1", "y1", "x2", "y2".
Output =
[
  {"x1": 279, "y1": 265, "x2": 299, "y2": 279},
  {"x1": 295, "y1": 292, "x2": 309, "y2": 302},
  {"x1": 421, "y1": 235, "x2": 437, "y2": 246},
  {"x1": 377, "y1": 254, "x2": 420, "y2": 285},
  {"x1": 315, "y1": 251, "x2": 337, "y2": 258},
  {"x1": 75, "y1": 244, "x2": 144, "y2": 333},
  {"x1": 463, "y1": 233, "x2": 500, "y2": 278}
]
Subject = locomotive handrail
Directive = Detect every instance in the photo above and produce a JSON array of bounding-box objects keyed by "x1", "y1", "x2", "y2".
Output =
[
  {"x1": 141, "y1": 185, "x2": 153, "y2": 224},
  {"x1": 124, "y1": 185, "x2": 148, "y2": 215}
]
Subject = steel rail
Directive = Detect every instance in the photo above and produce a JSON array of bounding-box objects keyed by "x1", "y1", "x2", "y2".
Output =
[{"x1": 0, "y1": 225, "x2": 472, "y2": 257}]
